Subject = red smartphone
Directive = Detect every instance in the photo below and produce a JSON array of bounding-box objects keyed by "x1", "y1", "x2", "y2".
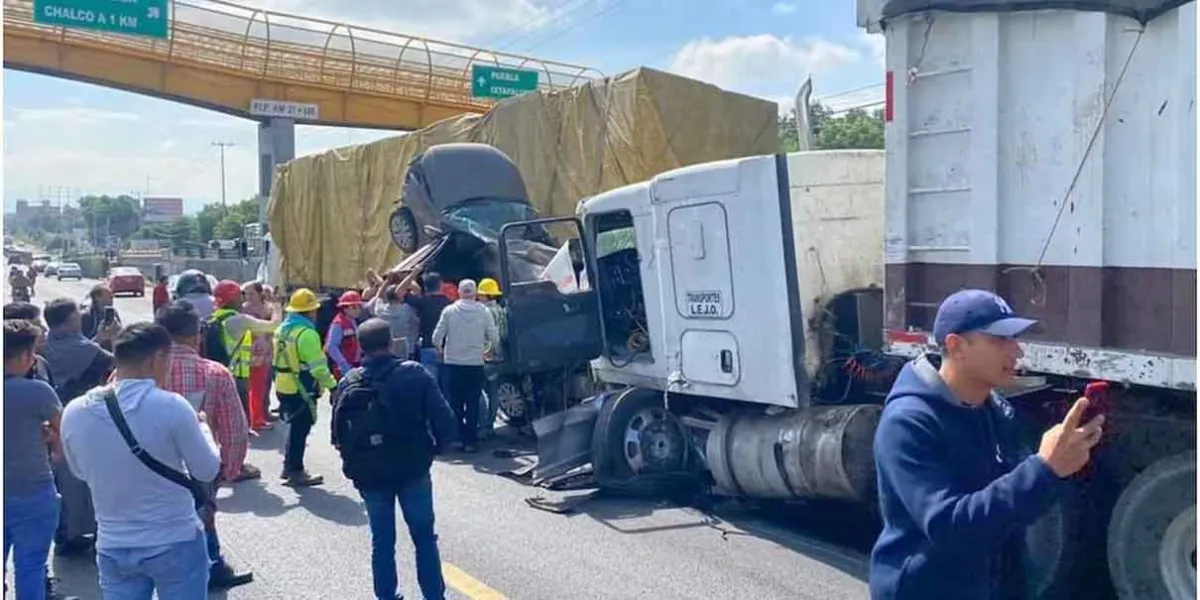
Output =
[{"x1": 1081, "y1": 381, "x2": 1109, "y2": 423}]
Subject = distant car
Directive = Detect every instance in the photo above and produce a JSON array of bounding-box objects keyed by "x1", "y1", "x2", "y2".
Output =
[
  {"x1": 31, "y1": 254, "x2": 51, "y2": 272},
  {"x1": 56, "y1": 263, "x2": 82, "y2": 281},
  {"x1": 44, "y1": 261, "x2": 60, "y2": 276},
  {"x1": 107, "y1": 266, "x2": 145, "y2": 297}
]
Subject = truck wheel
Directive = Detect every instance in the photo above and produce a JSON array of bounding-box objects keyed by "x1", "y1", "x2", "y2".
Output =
[
  {"x1": 1108, "y1": 451, "x2": 1196, "y2": 600},
  {"x1": 591, "y1": 388, "x2": 690, "y2": 484},
  {"x1": 491, "y1": 377, "x2": 529, "y2": 428},
  {"x1": 388, "y1": 207, "x2": 419, "y2": 253},
  {"x1": 1022, "y1": 493, "x2": 1085, "y2": 599}
]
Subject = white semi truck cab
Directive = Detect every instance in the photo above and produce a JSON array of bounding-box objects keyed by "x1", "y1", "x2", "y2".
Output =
[{"x1": 497, "y1": 150, "x2": 889, "y2": 505}]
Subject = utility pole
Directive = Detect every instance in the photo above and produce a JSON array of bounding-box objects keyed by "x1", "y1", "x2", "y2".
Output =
[{"x1": 212, "y1": 141, "x2": 236, "y2": 218}]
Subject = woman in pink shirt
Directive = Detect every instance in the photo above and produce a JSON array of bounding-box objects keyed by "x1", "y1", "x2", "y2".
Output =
[{"x1": 241, "y1": 281, "x2": 276, "y2": 431}]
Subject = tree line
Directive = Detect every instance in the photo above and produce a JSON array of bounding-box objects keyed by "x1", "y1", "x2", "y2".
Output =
[
  {"x1": 780, "y1": 101, "x2": 885, "y2": 153},
  {"x1": 11, "y1": 195, "x2": 262, "y2": 253}
]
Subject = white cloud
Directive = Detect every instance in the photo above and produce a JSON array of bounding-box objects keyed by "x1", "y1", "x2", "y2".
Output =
[
  {"x1": 668, "y1": 35, "x2": 859, "y2": 92},
  {"x1": 11, "y1": 107, "x2": 140, "y2": 124},
  {"x1": 2, "y1": 109, "x2": 396, "y2": 213},
  {"x1": 771, "y1": 2, "x2": 798, "y2": 15},
  {"x1": 190, "y1": 0, "x2": 554, "y2": 46},
  {"x1": 860, "y1": 32, "x2": 886, "y2": 69}
]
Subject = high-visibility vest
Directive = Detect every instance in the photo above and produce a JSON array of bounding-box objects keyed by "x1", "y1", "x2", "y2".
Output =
[{"x1": 211, "y1": 308, "x2": 252, "y2": 379}]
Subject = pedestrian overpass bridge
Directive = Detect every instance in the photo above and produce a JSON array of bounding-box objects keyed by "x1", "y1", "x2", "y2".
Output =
[
  {"x1": 3, "y1": 0, "x2": 600, "y2": 130},
  {"x1": 3, "y1": 0, "x2": 602, "y2": 201}
]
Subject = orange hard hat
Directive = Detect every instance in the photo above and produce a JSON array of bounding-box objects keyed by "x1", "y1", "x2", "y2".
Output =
[
  {"x1": 213, "y1": 280, "x2": 242, "y2": 307},
  {"x1": 337, "y1": 291, "x2": 364, "y2": 307}
]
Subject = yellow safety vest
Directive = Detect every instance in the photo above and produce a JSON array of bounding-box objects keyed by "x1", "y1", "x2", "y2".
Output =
[{"x1": 211, "y1": 309, "x2": 251, "y2": 379}]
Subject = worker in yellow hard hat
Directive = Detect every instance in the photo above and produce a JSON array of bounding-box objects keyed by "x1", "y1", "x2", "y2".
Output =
[
  {"x1": 477, "y1": 277, "x2": 507, "y2": 361},
  {"x1": 271, "y1": 288, "x2": 337, "y2": 486},
  {"x1": 476, "y1": 277, "x2": 508, "y2": 440}
]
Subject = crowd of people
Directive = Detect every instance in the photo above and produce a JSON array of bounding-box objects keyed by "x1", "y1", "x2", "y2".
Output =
[{"x1": 3, "y1": 265, "x2": 510, "y2": 599}]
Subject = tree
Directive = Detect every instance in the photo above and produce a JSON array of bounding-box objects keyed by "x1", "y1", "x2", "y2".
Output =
[
  {"x1": 133, "y1": 215, "x2": 200, "y2": 245},
  {"x1": 211, "y1": 198, "x2": 260, "y2": 240},
  {"x1": 815, "y1": 107, "x2": 885, "y2": 150},
  {"x1": 779, "y1": 113, "x2": 800, "y2": 153},
  {"x1": 779, "y1": 101, "x2": 885, "y2": 152},
  {"x1": 77, "y1": 195, "x2": 141, "y2": 244}
]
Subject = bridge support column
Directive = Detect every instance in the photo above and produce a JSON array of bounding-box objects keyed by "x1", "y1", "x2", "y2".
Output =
[{"x1": 257, "y1": 117, "x2": 295, "y2": 223}]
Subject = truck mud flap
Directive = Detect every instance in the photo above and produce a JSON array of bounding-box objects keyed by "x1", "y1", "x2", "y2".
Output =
[{"x1": 531, "y1": 393, "x2": 609, "y2": 481}]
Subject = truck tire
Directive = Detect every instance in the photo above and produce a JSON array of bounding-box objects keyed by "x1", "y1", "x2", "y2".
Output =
[
  {"x1": 591, "y1": 388, "x2": 690, "y2": 484},
  {"x1": 1108, "y1": 451, "x2": 1196, "y2": 600},
  {"x1": 1023, "y1": 493, "x2": 1085, "y2": 599}
]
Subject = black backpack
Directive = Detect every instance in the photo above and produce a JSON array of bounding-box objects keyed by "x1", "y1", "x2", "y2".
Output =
[
  {"x1": 333, "y1": 363, "x2": 398, "y2": 486},
  {"x1": 201, "y1": 313, "x2": 233, "y2": 367}
]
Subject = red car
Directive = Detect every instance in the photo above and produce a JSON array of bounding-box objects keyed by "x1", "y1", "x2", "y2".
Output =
[{"x1": 107, "y1": 267, "x2": 146, "y2": 297}]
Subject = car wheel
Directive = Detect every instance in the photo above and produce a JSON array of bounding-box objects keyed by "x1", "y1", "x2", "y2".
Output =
[{"x1": 388, "y1": 207, "x2": 419, "y2": 253}]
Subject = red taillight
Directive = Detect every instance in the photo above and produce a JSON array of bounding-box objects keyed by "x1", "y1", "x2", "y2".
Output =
[{"x1": 884, "y1": 70, "x2": 894, "y2": 123}]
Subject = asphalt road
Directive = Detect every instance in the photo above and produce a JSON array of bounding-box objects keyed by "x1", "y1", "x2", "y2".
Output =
[{"x1": 23, "y1": 275, "x2": 875, "y2": 600}]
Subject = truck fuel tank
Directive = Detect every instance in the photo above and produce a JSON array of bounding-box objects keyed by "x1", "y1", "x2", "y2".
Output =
[{"x1": 706, "y1": 404, "x2": 881, "y2": 504}]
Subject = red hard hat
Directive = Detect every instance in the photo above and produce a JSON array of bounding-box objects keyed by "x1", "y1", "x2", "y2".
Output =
[
  {"x1": 337, "y1": 291, "x2": 364, "y2": 307},
  {"x1": 213, "y1": 280, "x2": 242, "y2": 307}
]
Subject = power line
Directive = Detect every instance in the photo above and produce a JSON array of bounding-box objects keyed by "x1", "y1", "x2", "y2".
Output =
[
  {"x1": 482, "y1": 0, "x2": 592, "y2": 50},
  {"x1": 815, "y1": 82, "x2": 884, "y2": 103},
  {"x1": 823, "y1": 100, "x2": 885, "y2": 115},
  {"x1": 521, "y1": 0, "x2": 632, "y2": 53}
]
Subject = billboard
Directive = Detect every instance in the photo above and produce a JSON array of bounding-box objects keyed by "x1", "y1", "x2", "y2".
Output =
[{"x1": 142, "y1": 197, "x2": 183, "y2": 223}]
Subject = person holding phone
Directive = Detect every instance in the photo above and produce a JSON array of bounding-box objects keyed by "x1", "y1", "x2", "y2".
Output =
[
  {"x1": 869, "y1": 289, "x2": 1105, "y2": 600},
  {"x1": 80, "y1": 284, "x2": 121, "y2": 350}
]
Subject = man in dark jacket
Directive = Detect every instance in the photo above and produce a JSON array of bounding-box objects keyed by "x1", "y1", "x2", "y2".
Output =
[
  {"x1": 332, "y1": 318, "x2": 458, "y2": 600},
  {"x1": 869, "y1": 289, "x2": 1105, "y2": 600},
  {"x1": 42, "y1": 297, "x2": 115, "y2": 556},
  {"x1": 407, "y1": 272, "x2": 452, "y2": 382}
]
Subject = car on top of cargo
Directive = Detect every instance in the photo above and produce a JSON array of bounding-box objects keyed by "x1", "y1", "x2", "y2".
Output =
[{"x1": 388, "y1": 143, "x2": 555, "y2": 256}]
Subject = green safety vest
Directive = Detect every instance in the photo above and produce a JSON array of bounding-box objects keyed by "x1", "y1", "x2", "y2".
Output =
[{"x1": 211, "y1": 308, "x2": 252, "y2": 379}]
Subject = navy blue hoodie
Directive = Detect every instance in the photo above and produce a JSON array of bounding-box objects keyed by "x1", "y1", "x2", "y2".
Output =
[{"x1": 869, "y1": 355, "x2": 1067, "y2": 600}]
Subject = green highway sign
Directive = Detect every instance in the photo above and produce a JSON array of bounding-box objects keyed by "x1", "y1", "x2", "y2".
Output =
[
  {"x1": 471, "y1": 65, "x2": 539, "y2": 100},
  {"x1": 34, "y1": 0, "x2": 169, "y2": 39}
]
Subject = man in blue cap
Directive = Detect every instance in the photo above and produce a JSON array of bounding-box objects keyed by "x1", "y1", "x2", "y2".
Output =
[{"x1": 869, "y1": 289, "x2": 1105, "y2": 600}]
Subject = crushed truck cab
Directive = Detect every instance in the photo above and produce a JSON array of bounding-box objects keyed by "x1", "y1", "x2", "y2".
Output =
[{"x1": 501, "y1": 150, "x2": 885, "y2": 409}]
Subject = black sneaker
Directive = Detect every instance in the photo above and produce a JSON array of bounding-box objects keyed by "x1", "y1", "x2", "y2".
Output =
[
  {"x1": 209, "y1": 563, "x2": 254, "y2": 590},
  {"x1": 47, "y1": 576, "x2": 80, "y2": 600}
]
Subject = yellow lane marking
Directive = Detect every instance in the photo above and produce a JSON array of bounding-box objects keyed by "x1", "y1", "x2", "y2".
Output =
[{"x1": 443, "y1": 562, "x2": 508, "y2": 600}]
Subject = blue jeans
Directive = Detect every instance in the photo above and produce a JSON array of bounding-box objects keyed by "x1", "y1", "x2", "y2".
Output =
[
  {"x1": 3, "y1": 484, "x2": 60, "y2": 600},
  {"x1": 361, "y1": 475, "x2": 445, "y2": 600},
  {"x1": 419, "y1": 348, "x2": 441, "y2": 385},
  {"x1": 96, "y1": 530, "x2": 209, "y2": 600}
]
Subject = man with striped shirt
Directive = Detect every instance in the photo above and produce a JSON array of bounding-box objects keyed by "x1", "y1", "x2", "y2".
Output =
[{"x1": 156, "y1": 300, "x2": 254, "y2": 591}]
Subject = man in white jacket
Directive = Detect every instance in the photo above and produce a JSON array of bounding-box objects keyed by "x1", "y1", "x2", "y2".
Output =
[{"x1": 431, "y1": 279, "x2": 498, "y2": 453}]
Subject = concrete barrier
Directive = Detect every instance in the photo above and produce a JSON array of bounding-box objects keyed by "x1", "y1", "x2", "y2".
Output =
[{"x1": 179, "y1": 258, "x2": 261, "y2": 283}]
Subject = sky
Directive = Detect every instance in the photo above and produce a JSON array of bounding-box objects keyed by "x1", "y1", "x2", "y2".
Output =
[{"x1": 2, "y1": 0, "x2": 886, "y2": 215}]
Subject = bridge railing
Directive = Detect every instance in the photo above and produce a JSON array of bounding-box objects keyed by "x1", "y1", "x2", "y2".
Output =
[{"x1": 4, "y1": 0, "x2": 605, "y2": 113}]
